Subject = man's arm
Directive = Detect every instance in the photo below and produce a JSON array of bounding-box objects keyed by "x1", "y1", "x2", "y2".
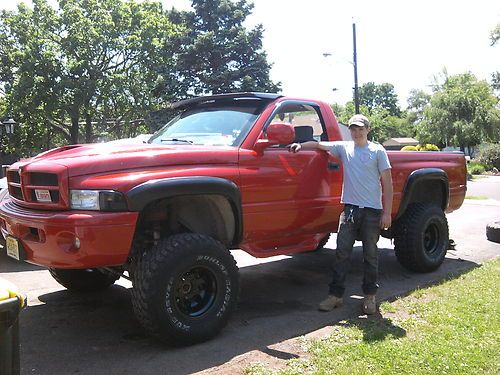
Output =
[
  {"x1": 289, "y1": 141, "x2": 331, "y2": 153},
  {"x1": 380, "y1": 168, "x2": 393, "y2": 229}
]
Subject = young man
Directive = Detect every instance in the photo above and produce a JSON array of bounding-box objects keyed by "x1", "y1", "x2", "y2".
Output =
[{"x1": 289, "y1": 114, "x2": 393, "y2": 314}]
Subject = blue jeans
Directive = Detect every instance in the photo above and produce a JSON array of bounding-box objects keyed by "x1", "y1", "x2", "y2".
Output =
[{"x1": 329, "y1": 204, "x2": 382, "y2": 297}]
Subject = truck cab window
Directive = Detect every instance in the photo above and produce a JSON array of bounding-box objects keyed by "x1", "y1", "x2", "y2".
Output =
[{"x1": 267, "y1": 103, "x2": 326, "y2": 144}]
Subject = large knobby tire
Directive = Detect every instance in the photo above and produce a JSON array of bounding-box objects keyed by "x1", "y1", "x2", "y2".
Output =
[
  {"x1": 49, "y1": 268, "x2": 120, "y2": 292},
  {"x1": 393, "y1": 203, "x2": 449, "y2": 273},
  {"x1": 131, "y1": 233, "x2": 239, "y2": 346},
  {"x1": 486, "y1": 221, "x2": 500, "y2": 243}
]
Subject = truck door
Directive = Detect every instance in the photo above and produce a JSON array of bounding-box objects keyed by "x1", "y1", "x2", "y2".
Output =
[{"x1": 238, "y1": 101, "x2": 343, "y2": 254}]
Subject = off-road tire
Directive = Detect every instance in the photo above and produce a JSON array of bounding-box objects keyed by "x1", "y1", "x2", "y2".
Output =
[
  {"x1": 393, "y1": 203, "x2": 449, "y2": 273},
  {"x1": 486, "y1": 221, "x2": 500, "y2": 243},
  {"x1": 131, "y1": 233, "x2": 239, "y2": 346},
  {"x1": 48, "y1": 268, "x2": 120, "y2": 292}
]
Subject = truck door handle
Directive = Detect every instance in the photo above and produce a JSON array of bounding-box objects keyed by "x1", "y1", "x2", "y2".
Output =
[{"x1": 328, "y1": 162, "x2": 340, "y2": 170}]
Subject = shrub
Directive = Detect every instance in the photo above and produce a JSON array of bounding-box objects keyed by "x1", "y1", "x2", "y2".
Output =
[
  {"x1": 467, "y1": 161, "x2": 486, "y2": 175},
  {"x1": 401, "y1": 145, "x2": 417, "y2": 151},
  {"x1": 416, "y1": 144, "x2": 440, "y2": 151},
  {"x1": 477, "y1": 143, "x2": 500, "y2": 170}
]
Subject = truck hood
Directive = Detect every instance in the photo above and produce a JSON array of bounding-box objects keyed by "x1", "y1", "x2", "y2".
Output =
[{"x1": 14, "y1": 142, "x2": 240, "y2": 177}]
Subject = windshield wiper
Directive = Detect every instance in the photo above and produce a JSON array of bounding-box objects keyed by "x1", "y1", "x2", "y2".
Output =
[{"x1": 160, "y1": 138, "x2": 193, "y2": 144}]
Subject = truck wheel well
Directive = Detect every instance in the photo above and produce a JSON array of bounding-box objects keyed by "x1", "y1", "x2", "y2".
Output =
[
  {"x1": 395, "y1": 168, "x2": 449, "y2": 221},
  {"x1": 405, "y1": 180, "x2": 445, "y2": 208},
  {"x1": 135, "y1": 194, "x2": 238, "y2": 249}
]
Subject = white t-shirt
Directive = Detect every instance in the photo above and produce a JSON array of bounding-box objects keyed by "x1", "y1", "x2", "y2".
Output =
[{"x1": 326, "y1": 141, "x2": 391, "y2": 209}]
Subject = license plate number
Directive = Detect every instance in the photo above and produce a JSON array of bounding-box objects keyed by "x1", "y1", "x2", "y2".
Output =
[{"x1": 6, "y1": 236, "x2": 20, "y2": 260}]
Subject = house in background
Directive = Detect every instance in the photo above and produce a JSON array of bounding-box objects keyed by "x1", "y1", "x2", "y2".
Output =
[{"x1": 382, "y1": 137, "x2": 419, "y2": 150}]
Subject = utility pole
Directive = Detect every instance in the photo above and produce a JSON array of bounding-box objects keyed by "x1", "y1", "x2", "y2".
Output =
[{"x1": 352, "y1": 22, "x2": 360, "y2": 114}]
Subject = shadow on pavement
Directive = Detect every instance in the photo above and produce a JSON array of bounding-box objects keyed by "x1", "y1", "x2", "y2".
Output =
[
  {"x1": 14, "y1": 245, "x2": 479, "y2": 375},
  {"x1": 0, "y1": 248, "x2": 43, "y2": 272}
]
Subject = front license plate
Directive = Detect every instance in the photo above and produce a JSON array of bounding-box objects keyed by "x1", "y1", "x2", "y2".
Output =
[
  {"x1": 6, "y1": 236, "x2": 20, "y2": 260},
  {"x1": 35, "y1": 189, "x2": 52, "y2": 203}
]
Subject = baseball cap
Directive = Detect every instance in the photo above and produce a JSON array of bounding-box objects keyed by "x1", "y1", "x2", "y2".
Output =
[{"x1": 348, "y1": 114, "x2": 370, "y2": 128}]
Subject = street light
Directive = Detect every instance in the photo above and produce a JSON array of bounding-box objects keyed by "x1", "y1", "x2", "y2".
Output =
[
  {"x1": 352, "y1": 22, "x2": 360, "y2": 114},
  {"x1": 322, "y1": 22, "x2": 360, "y2": 114},
  {"x1": 2, "y1": 118, "x2": 16, "y2": 135}
]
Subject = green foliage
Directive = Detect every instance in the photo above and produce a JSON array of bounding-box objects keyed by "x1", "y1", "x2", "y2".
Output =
[
  {"x1": 0, "y1": 0, "x2": 181, "y2": 153},
  {"x1": 170, "y1": 0, "x2": 281, "y2": 96},
  {"x1": 491, "y1": 23, "x2": 500, "y2": 46},
  {"x1": 406, "y1": 89, "x2": 431, "y2": 126},
  {"x1": 416, "y1": 72, "x2": 500, "y2": 152},
  {"x1": 492, "y1": 72, "x2": 500, "y2": 96},
  {"x1": 249, "y1": 258, "x2": 500, "y2": 375},
  {"x1": 359, "y1": 82, "x2": 401, "y2": 116},
  {"x1": 368, "y1": 110, "x2": 409, "y2": 144},
  {"x1": 332, "y1": 83, "x2": 414, "y2": 144},
  {"x1": 0, "y1": 0, "x2": 279, "y2": 156},
  {"x1": 476, "y1": 143, "x2": 500, "y2": 170},
  {"x1": 467, "y1": 161, "x2": 486, "y2": 175},
  {"x1": 331, "y1": 102, "x2": 362, "y2": 125},
  {"x1": 331, "y1": 103, "x2": 411, "y2": 145}
]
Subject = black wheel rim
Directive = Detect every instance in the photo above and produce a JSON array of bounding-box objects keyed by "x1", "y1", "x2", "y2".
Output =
[
  {"x1": 424, "y1": 222, "x2": 441, "y2": 256},
  {"x1": 173, "y1": 267, "x2": 217, "y2": 317}
]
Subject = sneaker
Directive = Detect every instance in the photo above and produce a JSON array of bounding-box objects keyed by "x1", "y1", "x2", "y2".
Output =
[
  {"x1": 318, "y1": 295, "x2": 343, "y2": 311},
  {"x1": 362, "y1": 295, "x2": 377, "y2": 315}
]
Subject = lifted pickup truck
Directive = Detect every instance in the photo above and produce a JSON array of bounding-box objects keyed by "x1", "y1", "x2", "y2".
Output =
[{"x1": 0, "y1": 93, "x2": 466, "y2": 345}]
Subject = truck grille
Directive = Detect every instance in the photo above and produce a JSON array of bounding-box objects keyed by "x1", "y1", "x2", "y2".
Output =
[
  {"x1": 29, "y1": 172, "x2": 58, "y2": 186},
  {"x1": 7, "y1": 169, "x2": 67, "y2": 209},
  {"x1": 7, "y1": 170, "x2": 20, "y2": 184}
]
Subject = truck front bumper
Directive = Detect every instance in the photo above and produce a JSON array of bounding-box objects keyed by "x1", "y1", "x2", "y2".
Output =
[{"x1": 0, "y1": 201, "x2": 138, "y2": 268}]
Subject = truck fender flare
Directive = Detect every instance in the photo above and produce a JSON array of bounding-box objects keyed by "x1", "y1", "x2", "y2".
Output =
[
  {"x1": 126, "y1": 176, "x2": 243, "y2": 244},
  {"x1": 395, "y1": 168, "x2": 449, "y2": 220}
]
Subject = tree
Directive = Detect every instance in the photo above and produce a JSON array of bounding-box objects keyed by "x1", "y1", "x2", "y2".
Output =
[
  {"x1": 170, "y1": 0, "x2": 281, "y2": 96},
  {"x1": 416, "y1": 73, "x2": 500, "y2": 153},
  {"x1": 0, "y1": 0, "x2": 180, "y2": 153},
  {"x1": 331, "y1": 102, "x2": 410, "y2": 144},
  {"x1": 368, "y1": 108, "x2": 410, "y2": 144},
  {"x1": 491, "y1": 71, "x2": 500, "y2": 96},
  {"x1": 490, "y1": 23, "x2": 500, "y2": 46},
  {"x1": 407, "y1": 89, "x2": 431, "y2": 118},
  {"x1": 404, "y1": 89, "x2": 431, "y2": 136},
  {"x1": 358, "y1": 82, "x2": 401, "y2": 117},
  {"x1": 490, "y1": 23, "x2": 500, "y2": 97}
]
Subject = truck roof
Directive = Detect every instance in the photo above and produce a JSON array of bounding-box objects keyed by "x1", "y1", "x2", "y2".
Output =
[{"x1": 172, "y1": 92, "x2": 283, "y2": 110}]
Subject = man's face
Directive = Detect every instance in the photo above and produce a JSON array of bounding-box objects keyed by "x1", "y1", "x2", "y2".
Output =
[{"x1": 349, "y1": 125, "x2": 369, "y2": 145}]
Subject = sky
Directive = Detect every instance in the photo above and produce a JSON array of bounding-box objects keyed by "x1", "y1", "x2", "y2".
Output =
[{"x1": 2, "y1": 0, "x2": 499, "y2": 107}]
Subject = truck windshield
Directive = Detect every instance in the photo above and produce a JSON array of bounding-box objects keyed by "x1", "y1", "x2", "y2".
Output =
[{"x1": 148, "y1": 104, "x2": 263, "y2": 147}]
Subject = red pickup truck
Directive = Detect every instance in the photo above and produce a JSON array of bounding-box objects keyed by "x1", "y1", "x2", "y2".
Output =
[{"x1": 0, "y1": 93, "x2": 466, "y2": 345}]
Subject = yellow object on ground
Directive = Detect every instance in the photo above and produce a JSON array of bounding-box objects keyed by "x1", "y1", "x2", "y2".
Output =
[
  {"x1": 0, "y1": 278, "x2": 25, "y2": 306},
  {"x1": 0, "y1": 288, "x2": 9, "y2": 300}
]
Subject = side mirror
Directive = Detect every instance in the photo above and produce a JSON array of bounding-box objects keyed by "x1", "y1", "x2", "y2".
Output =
[
  {"x1": 254, "y1": 123, "x2": 295, "y2": 153},
  {"x1": 267, "y1": 123, "x2": 295, "y2": 145}
]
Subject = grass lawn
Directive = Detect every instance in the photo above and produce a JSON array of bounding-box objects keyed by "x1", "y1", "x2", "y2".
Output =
[
  {"x1": 465, "y1": 196, "x2": 489, "y2": 200},
  {"x1": 470, "y1": 175, "x2": 489, "y2": 180},
  {"x1": 246, "y1": 258, "x2": 499, "y2": 375}
]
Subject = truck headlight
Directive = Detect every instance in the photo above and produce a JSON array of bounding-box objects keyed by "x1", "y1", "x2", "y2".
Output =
[{"x1": 70, "y1": 190, "x2": 127, "y2": 211}]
